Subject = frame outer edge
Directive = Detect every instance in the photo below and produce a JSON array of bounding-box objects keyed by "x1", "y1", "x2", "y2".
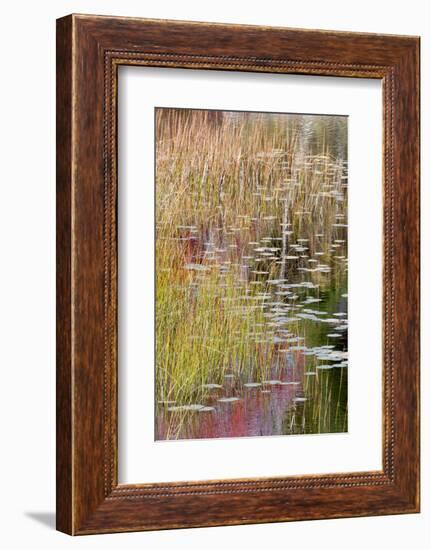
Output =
[
  {"x1": 392, "y1": 38, "x2": 420, "y2": 511},
  {"x1": 56, "y1": 14, "x2": 74, "y2": 535}
]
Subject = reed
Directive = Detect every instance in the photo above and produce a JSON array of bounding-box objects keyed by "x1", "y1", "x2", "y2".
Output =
[{"x1": 155, "y1": 108, "x2": 348, "y2": 438}]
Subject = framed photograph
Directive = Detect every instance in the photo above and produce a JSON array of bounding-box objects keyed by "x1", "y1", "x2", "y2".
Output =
[{"x1": 56, "y1": 14, "x2": 420, "y2": 535}]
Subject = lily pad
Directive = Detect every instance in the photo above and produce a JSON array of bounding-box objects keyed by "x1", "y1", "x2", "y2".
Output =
[
  {"x1": 184, "y1": 263, "x2": 209, "y2": 272},
  {"x1": 218, "y1": 397, "x2": 241, "y2": 403},
  {"x1": 168, "y1": 404, "x2": 206, "y2": 412}
]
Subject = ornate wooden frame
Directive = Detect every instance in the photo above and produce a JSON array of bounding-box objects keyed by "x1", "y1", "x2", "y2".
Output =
[{"x1": 56, "y1": 14, "x2": 420, "y2": 535}]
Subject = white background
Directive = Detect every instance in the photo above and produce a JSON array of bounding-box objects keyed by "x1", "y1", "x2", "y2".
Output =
[
  {"x1": 119, "y1": 67, "x2": 382, "y2": 483},
  {"x1": 0, "y1": 1, "x2": 427, "y2": 548}
]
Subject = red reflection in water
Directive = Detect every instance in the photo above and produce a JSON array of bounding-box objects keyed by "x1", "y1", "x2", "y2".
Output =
[{"x1": 156, "y1": 352, "x2": 306, "y2": 440}]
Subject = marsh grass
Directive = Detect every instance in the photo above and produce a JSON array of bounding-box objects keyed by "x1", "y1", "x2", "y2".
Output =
[{"x1": 155, "y1": 108, "x2": 348, "y2": 439}]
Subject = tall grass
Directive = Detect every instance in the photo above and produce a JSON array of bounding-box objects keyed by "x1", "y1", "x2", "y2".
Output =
[{"x1": 155, "y1": 108, "x2": 347, "y2": 415}]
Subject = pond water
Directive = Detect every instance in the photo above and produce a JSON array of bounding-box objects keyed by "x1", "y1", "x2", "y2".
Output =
[{"x1": 155, "y1": 265, "x2": 348, "y2": 440}]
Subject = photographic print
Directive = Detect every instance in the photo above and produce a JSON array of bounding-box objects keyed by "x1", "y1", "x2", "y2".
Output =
[{"x1": 155, "y1": 107, "x2": 348, "y2": 441}]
